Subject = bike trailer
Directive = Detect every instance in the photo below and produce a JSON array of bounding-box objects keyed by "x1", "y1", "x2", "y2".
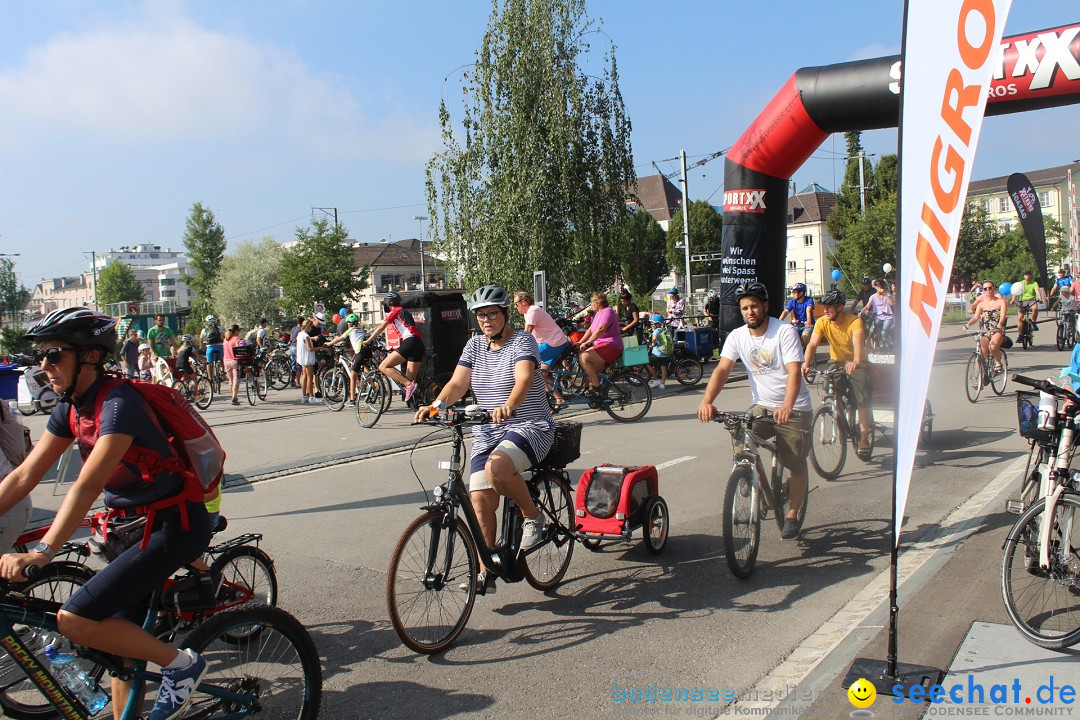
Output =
[{"x1": 575, "y1": 464, "x2": 658, "y2": 537}]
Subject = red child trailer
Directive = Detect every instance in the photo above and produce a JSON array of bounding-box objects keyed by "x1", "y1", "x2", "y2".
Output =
[{"x1": 574, "y1": 464, "x2": 669, "y2": 553}]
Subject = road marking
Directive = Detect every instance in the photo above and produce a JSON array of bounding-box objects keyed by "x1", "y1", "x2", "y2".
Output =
[{"x1": 656, "y1": 456, "x2": 695, "y2": 470}]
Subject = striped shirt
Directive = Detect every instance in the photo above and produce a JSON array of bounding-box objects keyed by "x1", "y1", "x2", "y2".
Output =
[{"x1": 458, "y1": 331, "x2": 555, "y2": 460}]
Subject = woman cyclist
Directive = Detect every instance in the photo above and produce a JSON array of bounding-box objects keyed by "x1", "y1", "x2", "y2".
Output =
[
  {"x1": 964, "y1": 281, "x2": 1008, "y2": 373},
  {"x1": 364, "y1": 291, "x2": 426, "y2": 403}
]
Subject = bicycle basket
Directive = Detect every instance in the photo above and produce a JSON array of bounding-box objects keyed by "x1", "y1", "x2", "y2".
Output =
[
  {"x1": 544, "y1": 421, "x2": 582, "y2": 468},
  {"x1": 1015, "y1": 391, "x2": 1053, "y2": 442}
]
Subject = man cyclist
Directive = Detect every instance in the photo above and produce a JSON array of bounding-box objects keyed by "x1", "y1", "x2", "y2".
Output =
[
  {"x1": 200, "y1": 314, "x2": 225, "y2": 383},
  {"x1": 851, "y1": 277, "x2": 874, "y2": 316},
  {"x1": 779, "y1": 283, "x2": 815, "y2": 345},
  {"x1": 416, "y1": 285, "x2": 554, "y2": 595},
  {"x1": 0, "y1": 307, "x2": 213, "y2": 720},
  {"x1": 802, "y1": 289, "x2": 874, "y2": 457},
  {"x1": 697, "y1": 282, "x2": 812, "y2": 540},
  {"x1": 515, "y1": 291, "x2": 569, "y2": 405},
  {"x1": 1013, "y1": 269, "x2": 1042, "y2": 339}
]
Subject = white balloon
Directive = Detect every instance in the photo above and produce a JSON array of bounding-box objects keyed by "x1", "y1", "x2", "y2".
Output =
[
  {"x1": 882, "y1": 263, "x2": 893, "y2": 273},
  {"x1": 1011, "y1": 281, "x2": 1025, "y2": 297}
]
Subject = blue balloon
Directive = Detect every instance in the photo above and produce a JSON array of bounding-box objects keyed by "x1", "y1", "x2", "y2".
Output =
[
  {"x1": 831, "y1": 269, "x2": 842, "y2": 282},
  {"x1": 998, "y1": 282, "x2": 1012, "y2": 296},
  {"x1": 339, "y1": 307, "x2": 348, "y2": 317}
]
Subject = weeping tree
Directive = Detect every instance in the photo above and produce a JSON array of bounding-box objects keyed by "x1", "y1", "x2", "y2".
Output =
[{"x1": 426, "y1": 0, "x2": 635, "y2": 301}]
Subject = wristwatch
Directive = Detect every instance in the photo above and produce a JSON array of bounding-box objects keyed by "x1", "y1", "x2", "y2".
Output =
[{"x1": 31, "y1": 542, "x2": 56, "y2": 561}]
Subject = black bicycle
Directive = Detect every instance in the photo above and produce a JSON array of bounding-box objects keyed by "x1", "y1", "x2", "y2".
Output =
[
  {"x1": 1056, "y1": 308, "x2": 1077, "y2": 351},
  {"x1": 805, "y1": 366, "x2": 874, "y2": 479},
  {"x1": 386, "y1": 407, "x2": 578, "y2": 653}
]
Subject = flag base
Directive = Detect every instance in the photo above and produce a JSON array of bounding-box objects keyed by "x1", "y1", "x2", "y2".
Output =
[{"x1": 843, "y1": 657, "x2": 943, "y2": 697}]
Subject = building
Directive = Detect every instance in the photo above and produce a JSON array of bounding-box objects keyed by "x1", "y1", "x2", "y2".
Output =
[
  {"x1": 92, "y1": 244, "x2": 195, "y2": 306},
  {"x1": 349, "y1": 239, "x2": 449, "y2": 322},
  {"x1": 629, "y1": 174, "x2": 682, "y2": 230},
  {"x1": 27, "y1": 276, "x2": 92, "y2": 317},
  {"x1": 786, "y1": 183, "x2": 840, "y2": 297}
]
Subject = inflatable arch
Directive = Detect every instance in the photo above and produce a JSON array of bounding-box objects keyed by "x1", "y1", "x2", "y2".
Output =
[{"x1": 718, "y1": 21, "x2": 1080, "y2": 336}]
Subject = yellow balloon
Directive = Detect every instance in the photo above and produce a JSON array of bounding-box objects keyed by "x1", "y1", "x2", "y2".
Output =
[{"x1": 848, "y1": 678, "x2": 877, "y2": 709}]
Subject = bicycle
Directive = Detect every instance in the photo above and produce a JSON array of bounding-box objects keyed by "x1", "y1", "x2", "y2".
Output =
[
  {"x1": 354, "y1": 369, "x2": 388, "y2": 428},
  {"x1": 1001, "y1": 375, "x2": 1080, "y2": 649},
  {"x1": 964, "y1": 328, "x2": 1009, "y2": 402},
  {"x1": 805, "y1": 366, "x2": 875, "y2": 479},
  {"x1": 711, "y1": 409, "x2": 808, "y2": 579},
  {"x1": 171, "y1": 370, "x2": 214, "y2": 410},
  {"x1": 545, "y1": 348, "x2": 652, "y2": 422},
  {"x1": 1016, "y1": 304, "x2": 1037, "y2": 349},
  {"x1": 386, "y1": 406, "x2": 577, "y2": 653},
  {"x1": 319, "y1": 345, "x2": 354, "y2": 412},
  {"x1": 1056, "y1": 308, "x2": 1077, "y2": 351},
  {"x1": 236, "y1": 348, "x2": 268, "y2": 406}
]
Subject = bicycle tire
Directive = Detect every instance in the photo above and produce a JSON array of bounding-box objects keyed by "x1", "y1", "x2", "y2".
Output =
[
  {"x1": 809, "y1": 405, "x2": 847, "y2": 480},
  {"x1": 322, "y1": 367, "x2": 347, "y2": 411},
  {"x1": 210, "y1": 545, "x2": 278, "y2": 642},
  {"x1": 179, "y1": 604, "x2": 322, "y2": 719},
  {"x1": 0, "y1": 563, "x2": 101, "y2": 720},
  {"x1": 672, "y1": 356, "x2": 703, "y2": 386},
  {"x1": 1057, "y1": 323, "x2": 1066, "y2": 351},
  {"x1": 523, "y1": 471, "x2": 575, "y2": 590},
  {"x1": 256, "y1": 367, "x2": 269, "y2": 400},
  {"x1": 965, "y1": 353, "x2": 984, "y2": 403},
  {"x1": 193, "y1": 376, "x2": 214, "y2": 410},
  {"x1": 722, "y1": 466, "x2": 761, "y2": 579},
  {"x1": 642, "y1": 496, "x2": 669, "y2": 554},
  {"x1": 386, "y1": 512, "x2": 478, "y2": 654},
  {"x1": 355, "y1": 372, "x2": 386, "y2": 428},
  {"x1": 991, "y1": 350, "x2": 1009, "y2": 395},
  {"x1": 378, "y1": 372, "x2": 393, "y2": 415},
  {"x1": 266, "y1": 357, "x2": 291, "y2": 390},
  {"x1": 602, "y1": 372, "x2": 651, "y2": 422},
  {"x1": 771, "y1": 465, "x2": 808, "y2": 534},
  {"x1": 1000, "y1": 494, "x2": 1080, "y2": 649},
  {"x1": 16, "y1": 400, "x2": 38, "y2": 416}
]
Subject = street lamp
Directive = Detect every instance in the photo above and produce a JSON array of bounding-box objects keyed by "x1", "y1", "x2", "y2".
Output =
[{"x1": 412, "y1": 216, "x2": 428, "y2": 290}]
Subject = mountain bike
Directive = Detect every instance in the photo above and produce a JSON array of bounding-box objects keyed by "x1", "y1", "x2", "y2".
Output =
[
  {"x1": 171, "y1": 371, "x2": 214, "y2": 410},
  {"x1": 263, "y1": 342, "x2": 293, "y2": 391},
  {"x1": 386, "y1": 406, "x2": 577, "y2": 653},
  {"x1": 964, "y1": 328, "x2": 1009, "y2": 402},
  {"x1": 1001, "y1": 375, "x2": 1080, "y2": 649},
  {"x1": 319, "y1": 345, "x2": 354, "y2": 412},
  {"x1": 545, "y1": 349, "x2": 651, "y2": 422},
  {"x1": 712, "y1": 409, "x2": 808, "y2": 579},
  {"x1": 1016, "y1": 302, "x2": 1037, "y2": 349},
  {"x1": 1056, "y1": 308, "x2": 1077, "y2": 351},
  {"x1": 354, "y1": 369, "x2": 388, "y2": 428},
  {"x1": 805, "y1": 366, "x2": 875, "y2": 479}
]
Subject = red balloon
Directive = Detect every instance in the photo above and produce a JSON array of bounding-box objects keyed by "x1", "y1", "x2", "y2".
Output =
[{"x1": 332, "y1": 313, "x2": 342, "y2": 323}]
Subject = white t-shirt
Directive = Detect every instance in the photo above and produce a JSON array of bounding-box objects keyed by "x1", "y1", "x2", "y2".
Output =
[
  {"x1": 345, "y1": 327, "x2": 367, "y2": 353},
  {"x1": 720, "y1": 318, "x2": 812, "y2": 411},
  {"x1": 295, "y1": 331, "x2": 315, "y2": 366},
  {"x1": 1059, "y1": 295, "x2": 1077, "y2": 313}
]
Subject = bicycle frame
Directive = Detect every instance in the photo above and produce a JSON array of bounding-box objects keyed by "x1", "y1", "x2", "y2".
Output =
[{"x1": 727, "y1": 417, "x2": 780, "y2": 515}]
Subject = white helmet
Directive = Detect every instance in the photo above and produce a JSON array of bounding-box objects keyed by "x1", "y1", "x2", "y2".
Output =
[
  {"x1": 204, "y1": 315, "x2": 217, "y2": 324},
  {"x1": 138, "y1": 343, "x2": 151, "y2": 352}
]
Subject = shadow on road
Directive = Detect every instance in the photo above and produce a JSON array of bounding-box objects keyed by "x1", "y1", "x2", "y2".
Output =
[{"x1": 320, "y1": 678, "x2": 494, "y2": 719}]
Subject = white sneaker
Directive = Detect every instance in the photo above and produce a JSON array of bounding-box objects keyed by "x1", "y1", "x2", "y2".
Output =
[
  {"x1": 308, "y1": 396, "x2": 320, "y2": 404},
  {"x1": 520, "y1": 513, "x2": 545, "y2": 551},
  {"x1": 648, "y1": 379, "x2": 661, "y2": 388}
]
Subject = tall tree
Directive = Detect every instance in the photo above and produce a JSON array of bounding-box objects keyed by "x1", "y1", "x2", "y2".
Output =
[
  {"x1": 210, "y1": 238, "x2": 285, "y2": 328},
  {"x1": 278, "y1": 219, "x2": 368, "y2": 316},
  {"x1": 426, "y1": 0, "x2": 635, "y2": 301},
  {"x1": 665, "y1": 200, "x2": 723, "y2": 279},
  {"x1": 826, "y1": 131, "x2": 876, "y2": 247},
  {"x1": 96, "y1": 261, "x2": 145, "y2": 306},
  {"x1": 0, "y1": 257, "x2": 30, "y2": 326},
  {"x1": 616, "y1": 209, "x2": 667, "y2": 296},
  {"x1": 830, "y1": 192, "x2": 897, "y2": 291},
  {"x1": 182, "y1": 202, "x2": 227, "y2": 318},
  {"x1": 953, "y1": 200, "x2": 1003, "y2": 287}
]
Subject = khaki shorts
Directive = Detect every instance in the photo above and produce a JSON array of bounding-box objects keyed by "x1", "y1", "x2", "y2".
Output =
[
  {"x1": 831, "y1": 362, "x2": 872, "y2": 407},
  {"x1": 736, "y1": 404, "x2": 812, "y2": 475}
]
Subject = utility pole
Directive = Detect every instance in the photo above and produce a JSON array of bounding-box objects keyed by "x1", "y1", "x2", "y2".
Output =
[
  {"x1": 412, "y1": 215, "x2": 428, "y2": 290},
  {"x1": 859, "y1": 150, "x2": 867, "y2": 215},
  {"x1": 312, "y1": 207, "x2": 338, "y2": 227},
  {"x1": 680, "y1": 149, "x2": 692, "y2": 295}
]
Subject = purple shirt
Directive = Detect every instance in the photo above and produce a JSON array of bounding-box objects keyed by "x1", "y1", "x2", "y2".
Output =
[{"x1": 590, "y1": 307, "x2": 624, "y2": 350}]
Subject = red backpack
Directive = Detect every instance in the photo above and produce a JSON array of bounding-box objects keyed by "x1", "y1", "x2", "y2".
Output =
[{"x1": 68, "y1": 376, "x2": 226, "y2": 548}]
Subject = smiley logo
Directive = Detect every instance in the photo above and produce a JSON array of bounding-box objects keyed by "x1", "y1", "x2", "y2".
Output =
[{"x1": 848, "y1": 678, "x2": 876, "y2": 708}]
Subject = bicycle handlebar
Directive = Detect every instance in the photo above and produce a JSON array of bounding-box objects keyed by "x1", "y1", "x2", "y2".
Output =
[
  {"x1": 1013, "y1": 374, "x2": 1080, "y2": 404},
  {"x1": 413, "y1": 404, "x2": 492, "y2": 427}
]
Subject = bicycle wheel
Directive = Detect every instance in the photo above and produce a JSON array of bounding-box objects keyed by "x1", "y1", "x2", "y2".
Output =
[
  {"x1": 642, "y1": 496, "x2": 669, "y2": 554},
  {"x1": 722, "y1": 466, "x2": 761, "y2": 579},
  {"x1": 193, "y1": 375, "x2": 214, "y2": 410},
  {"x1": 256, "y1": 367, "x2": 269, "y2": 400},
  {"x1": 211, "y1": 545, "x2": 278, "y2": 642},
  {"x1": 0, "y1": 563, "x2": 99, "y2": 720},
  {"x1": 1000, "y1": 494, "x2": 1080, "y2": 649},
  {"x1": 965, "y1": 353, "x2": 984, "y2": 403},
  {"x1": 602, "y1": 372, "x2": 651, "y2": 422},
  {"x1": 179, "y1": 604, "x2": 322, "y2": 720},
  {"x1": 523, "y1": 471, "x2": 575, "y2": 590},
  {"x1": 809, "y1": 405, "x2": 847, "y2": 480},
  {"x1": 386, "y1": 512, "x2": 478, "y2": 654},
  {"x1": 244, "y1": 371, "x2": 256, "y2": 405},
  {"x1": 267, "y1": 357, "x2": 291, "y2": 390},
  {"x1": 771, "y1": 465, "x2": 808, "y2": 534},
  {"x1": 1057, "y1": 323, "x2": 1066, "y2": 351},
  {"x1": 991, "y1": 350, "x2": 1009, "y2": 395},
  {"x1": 322, "y1": 367, "x2": 347, "y2": 411},
  {"x1": 672, "y1": 356, "x2": 703, "y2": 386},
  {"x1": 172, "y1": 378, "x2": 193, "y2": 401},
  {"x1": 378, "y1": 372, "x2": 393, "y2": 414},
  {"x1": 355, "y1": 372, "x2": 386, "y2": 428},
  {"x1": 16, "y1": 399, "x2": 38, "y2": 416}
]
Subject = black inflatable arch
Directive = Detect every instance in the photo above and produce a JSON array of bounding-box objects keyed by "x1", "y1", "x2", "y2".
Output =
[{"x1": 719, "y1": 21, "x2": 1080, "y2": 337}]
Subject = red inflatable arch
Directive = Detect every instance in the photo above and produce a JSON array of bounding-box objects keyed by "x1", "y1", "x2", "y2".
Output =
[{"x1": 718, "y1": 21, "x2": 1080, "y2": 337}]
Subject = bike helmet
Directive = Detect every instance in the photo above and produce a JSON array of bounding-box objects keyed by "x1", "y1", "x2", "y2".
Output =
[
  {"x1": 314, "y1": 311, "x2": 326, "y2": 322},
  {"x1": 345, "y1": 313, "x2": 359, "y2": 323},
  {"x1": 204, "y1": 315, "x2": 217, "y2": 324},
  {"x1": 384, "y1": 291, "x2": 401, "y2": 305},
  {"x1": 792, "y1": 283, "x2": 807, "y2": 293},
  {"x1": 650, "y1": 314, "x2": 664, "y2": 324},
  {"x1": 24, "y1": 307, "x2": 118, "y2": 355},
  {"x1": 821, "y1": 289, "x2": 847, "y2": 306},
  {"x1": 707, "y1": 289, "x2": 717, "y2": 298},
  {"x1": 138, "y1": 343, "x2": 150, "y2": 352},
  {"x1": 468, "y1": 285, "x2": 510, "y2": 311},
  {"x1": 181, "y1": 334, "x2": 195, "y2": 344},
  {"x1": 861, "y1": 276, "x2": 872, "y2": 285},
  {"x1": 667, "y1": 288, "x2": 679, "y2": 295},
  {"x1": 734, "y1": 282, "x2": 769, "y2": 302}
]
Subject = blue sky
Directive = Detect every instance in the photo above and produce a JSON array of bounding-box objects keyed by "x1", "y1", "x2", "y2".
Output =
[{"x1": 1, "y1": 1, "x2": 1077, "y2": 289}]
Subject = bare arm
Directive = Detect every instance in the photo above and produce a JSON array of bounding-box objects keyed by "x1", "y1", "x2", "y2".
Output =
[
  {"x1": 847, "y1": 327, "x2": 866, "y2": 374},
  {"x1": 774, "y1": 361, "x2": 802, "y2": 426},
  {"x1": 802, "y1": 331, "x2": 824, "y2": 374},
  {"x1": 697, "y1": 357, "x2": 735, "y2": 422}
]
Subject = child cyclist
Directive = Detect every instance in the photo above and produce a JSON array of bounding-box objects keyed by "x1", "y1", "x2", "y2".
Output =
[
  {"x1": 646, "y1": 314, "x2": 672, "y2": 390},
  {"x1": 327, "y1": 314, "x2": 367, "y2": 402}
]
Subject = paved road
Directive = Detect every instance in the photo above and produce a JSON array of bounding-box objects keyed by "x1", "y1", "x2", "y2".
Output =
[{"x1": 12, "y1": 323, "x2": 1073, "y2": 719}]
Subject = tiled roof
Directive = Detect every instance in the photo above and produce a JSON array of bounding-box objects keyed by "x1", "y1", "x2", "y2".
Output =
[
  {"x1": 629, "y1": 174, "x2": 682, "y2": 223},
  {"x1": 352, "y1": 239, "x2": 442, "y2": 268},
  {"x1": 788, "y1": 188, "x2": 836, "y2": 224},
  {"x1": 968, "y1": 161, "x2": 1080, "y2": 194}
]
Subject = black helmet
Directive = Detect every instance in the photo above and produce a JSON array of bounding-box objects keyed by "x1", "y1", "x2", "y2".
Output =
[
  {"x1": 468, "y1": 285, "x2": 510, "y2": 311},
  {"x1": 384, "y1": 291, "x2": 401, "y2": 305},
  {"x1": 25, "y1": 307, "x2": 118, "y2": 355},
  {"x1": 861, "y1": 276, "x2": 872, "y2": 285},
  {"x1": 821, "y1": 289, "x2": 847, "y2": 307},
  {"x1": 791, "y1": 283, "x2": 807, "y2": 293},
  {"x1": 734, "y1": 282, "x2": 769, "y2": 302}
]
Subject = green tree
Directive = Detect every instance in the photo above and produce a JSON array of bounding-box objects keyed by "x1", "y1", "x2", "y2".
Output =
[
  {"x1": 0, "y1": 257, "x2": 30, "y2": 325},
  {"x1": 426, "y1": 0, "x2": 635, "y2": 301},
  {"x1": 665, "y1": 200, "x2": 723, "y2": 278},
  {"x1": 830, "y1": 191, "x2": 897, "y2": 291},
  {"x1": 981, "y1": 216, "x2": 1068, "y2": 286},
  {"x1": 615, "y1": 209, "x2": 666, "y2": 296},
  {"x1": 210, "y1": 238, "x2": 285, "y2": 328},
  {"x1": 279, "y1": 219, "x2": 368, "y2": 316},
  {"x1": 0, "y1": 326, "x2": 30, "y2": 355},
  {"x1": 96, "y1": 261, "x2": 145, "y2": 306},
  {"x1": 953, "y1": 200, "x2": 1003, "y2": 286},
  {"x1": 827, "y1": 131, "x2": 877, "y2": 247},
  {"x1": 182, "y1": 202, "x2": 227, "y2": 319}
]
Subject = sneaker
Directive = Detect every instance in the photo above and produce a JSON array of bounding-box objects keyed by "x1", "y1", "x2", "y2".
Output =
[
  {"x1": 300, "y1": 395, "x2": 308, "y2": 403},
  {"x1": 520, "y1": 513, "x2": 545, "y2": 551},
  {"x1": 781, "y1": 518, "x2": 801, "y2": 540},
  {"x1": 403, "y1": 382, "x2": 417, "y2": 402},
  {"x1": 648, "y1": 379, "x2": 661, "y2": 389},
  {"x1": 149, "y1": 649, "x2": 208, "y2": 720},
  {"x1": 459, "y1": 570, "x2": 497, "y2": 595},
  {"x1": 1031, "y1": 322, "x2": 1039, "y2": 331},
  {"x1": 308, "y1": 396, "x2": 320, "y2": 404},
  {"x1": 230, "y1": 398, "x2": 240, "y2": 406}
]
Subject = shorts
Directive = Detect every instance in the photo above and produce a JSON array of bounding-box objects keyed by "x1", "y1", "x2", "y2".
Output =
[
  {"x1": 1017, "y1": 300, "x2": 1037, "y2": 312},
  {"x1": 62, "y1": 502, "x2": 211, "y2": 623},
  {"x1": 394, "y1": 336, "x2": 425, "y2": 363},
  {"x1": 831, "y1": 361, "x2": 872, "y2": 407},
  {"x1": 206, "y1": 345, "x2": 223, "y2": 362},
  {"x1": 224, "y1": 359, "x2": 239, "y2": 381},
  {"x1": 736, "y1": 404, "x2": 812, "y2": 475},
  {"x1": 648, "y1": 354, "x2": 670, "y2": 370},
  {"x1": 468, "y1": 431, "x2": 541, "y2": 491},
  {"x1": 591, "y1": 344, "x2": 621, "y2": 365},
  {"x1": 538, "y1": 341, "x2": 570, "y2": 366},
  {"x1": 351, "y1": 351, "x2": 367, "y2": 374}
]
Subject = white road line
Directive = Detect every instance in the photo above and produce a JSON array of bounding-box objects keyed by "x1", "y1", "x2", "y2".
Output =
[{"x1": 656, "y1": 455, "x2": 695, "y2": 470}]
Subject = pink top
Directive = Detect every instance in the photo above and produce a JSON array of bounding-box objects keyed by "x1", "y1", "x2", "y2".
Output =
[
  {"x1": 590, "y1": 307, "x2": 623, "y2": 350},
  {"x1": 223, "y1": 335, "x2": 241, "y2": 362},
  {"x1": 524, "y1": 305, "x2": 567, "y2": 347}
]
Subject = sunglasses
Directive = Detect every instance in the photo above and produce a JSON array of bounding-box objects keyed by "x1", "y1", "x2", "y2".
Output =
[
  {"x1": 983, "y1": 286, "x2": 994, "y2": 291},
  {"x1": 36, "y1": 346, "x2": 78, "y2": 365}
]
